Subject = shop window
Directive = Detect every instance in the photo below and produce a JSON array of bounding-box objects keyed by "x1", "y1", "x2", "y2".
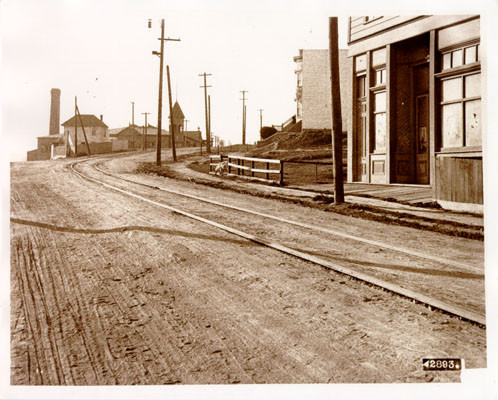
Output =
[
  {"x1": 441, "y1": 43, "x2": 479, "y2": 70},
  {"x1": 440, "y1": 72, "x2": 481, "y2": 149}
]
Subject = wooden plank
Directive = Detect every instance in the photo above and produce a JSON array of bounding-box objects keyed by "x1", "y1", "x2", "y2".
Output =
[
  {"x1": 228, "y1": 162, "x2": 251, "y2": 171},
  {"x1": 227, "y1": 173, "x2": 274, "y2": 183},
  {"x1": 228, "y1": 154, "x2": 281, "y2": 164},
  {"x1": 251, "y1": 168, "x2": 280, "y2": 174}
]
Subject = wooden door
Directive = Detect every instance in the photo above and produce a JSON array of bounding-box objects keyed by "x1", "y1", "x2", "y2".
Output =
[{"x1": 415, "y1": 94, "x2": 429, "y2": 184}]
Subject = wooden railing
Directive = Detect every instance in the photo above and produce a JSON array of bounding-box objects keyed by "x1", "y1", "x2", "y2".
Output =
[{"x1": 209, "y1": 154, "x2": 284, "y2": 185}]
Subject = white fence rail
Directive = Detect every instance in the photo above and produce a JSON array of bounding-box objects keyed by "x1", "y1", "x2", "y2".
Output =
[{"x1": 209, "y1": 154, "x2": 284, "y2": 184}]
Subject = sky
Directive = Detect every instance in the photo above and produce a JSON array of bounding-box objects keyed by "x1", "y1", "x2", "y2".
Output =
[
  {"x1": 2, "y1": 0, "x2": 497, "y2": 163},
  {"x1": 1, "y1": 0, "x2": 351, "y2": 161}
]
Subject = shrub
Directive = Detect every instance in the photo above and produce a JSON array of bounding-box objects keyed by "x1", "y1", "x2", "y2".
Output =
[{"x1": 260, "y1": 126, "x2": 277, "y2": 140}]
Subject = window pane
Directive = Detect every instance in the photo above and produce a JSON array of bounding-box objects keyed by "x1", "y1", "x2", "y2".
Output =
[
  {"x1": 375, "y1": 92, "x2": 386, "y2": 112},
  {"x1": 357, "y1": 76, "x2": 366, "y2": 97},
  {"x1": 465, "y1": 73, "x2": 481, "y2": 98},
  {"x1": 442, "y1": 77, "x2": 462, "y2": 102},
  {"x1": 375, "y1": 113, "x2": 386, "y2": 151},
  {"x1": 452, "y1": 49, "x2": 463, "y2": 67},
  {"x1": 465, "y1": 99, "x2": 481, "y2": 146},
  {"x1": 442, "y1": 103, "x2": 463, "y2": 148},
  {"x1": 375, "y1": 69, "x2": 385, "y2": 86},
  {"x1": 464, "y1": 46, "x2": 477, "y2": 64},
  {"x1": 443, "y1": 53, "x2": 452, "y2": 70}
]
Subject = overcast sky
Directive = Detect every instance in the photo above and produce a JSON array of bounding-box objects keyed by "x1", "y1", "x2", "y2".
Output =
[
  {"x1": 1, "y1": 0, "x2": 497, "y2": 163},
  {"x1": 1, "y1": 0, "x2": 350, "y2": 161}
]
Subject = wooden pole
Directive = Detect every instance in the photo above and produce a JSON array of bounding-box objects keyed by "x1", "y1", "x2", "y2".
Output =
[
  {"x1": 329, "y1": 17, "x2": 345, "y2": 204},
  {"x1": 156, "y1": 19, "x2": 165, "y2": 165},
  {"x1": 208, "y1": 95, "x2": 211, "y2": 150},
  {"x1": 199, "y1": 73, "x2": 212, "y2": 154},
  {"x1": 141, "y1": 112, "x2": 150, "y2": 150},
  {"x1": 75, "y1": 105, "x2": 91, "y2": 156},
  {"x1": 240, "y1": 90, "x2": 247, "y2": 145},
  {"x1": 167, "y1": 65, "x2": 176, "y2": 162},
  {"x1": 74, "y1": 97, "x2": 78, "y2": 157}
]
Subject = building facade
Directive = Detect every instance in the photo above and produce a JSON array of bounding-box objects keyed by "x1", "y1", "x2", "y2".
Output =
[
  {"x1": 61, "y1": 114, "x2": 109, "y2": 145},
  {"x1": 294, "y1": 49, "x2": 352, "y2": 133},
  {"x1": 348, "y1": 15, "x2": 483, "y2": 212}
]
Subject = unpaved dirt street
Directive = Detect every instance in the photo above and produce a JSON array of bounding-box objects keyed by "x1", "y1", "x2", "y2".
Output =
[{"x1": 10, "y1": 151, "x2": 486, "y2": 385}]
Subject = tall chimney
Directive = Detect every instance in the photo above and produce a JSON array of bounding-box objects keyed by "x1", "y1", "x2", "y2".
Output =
[{"x1": 49, "y1": 88, "x2": 61, "y2": 135}]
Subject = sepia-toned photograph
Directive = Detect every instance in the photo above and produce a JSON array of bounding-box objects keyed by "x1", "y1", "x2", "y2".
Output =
[{"x1": 2, "y1": 0, "x2": 497, "y2": 399}]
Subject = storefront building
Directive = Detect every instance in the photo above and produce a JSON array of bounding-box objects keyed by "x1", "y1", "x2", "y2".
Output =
[{"x1": 347, "y1": 16, "x2": 483, "y2": 212}]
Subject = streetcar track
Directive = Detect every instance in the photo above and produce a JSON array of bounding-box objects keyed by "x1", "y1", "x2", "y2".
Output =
[
  {"x1": 68, "y1": 156, "x2": 486, "y2": 326},
  {"x1": 93, "y1": 161, "x2": 480, "y2": 274}
]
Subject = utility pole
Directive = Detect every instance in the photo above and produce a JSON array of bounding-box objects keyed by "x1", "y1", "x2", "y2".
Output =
[
  {"x1": 166, "y1": 65, "x2": 176, "y2": 162},
  {"x1": 141, "y1": 112, "x2": 150, "y2": 150},
  {"x1": 240, "y1": 90, "x2": 248, "y2": 145},
  {"x1": 131, "y1": 101, "x2": 135, "y2": 126},
  {"x1": 199, "y1": 73, "x2": 212, "y2": 154},
  {"x1": 258, "y1": 108, "x2": 264, "y2": 133},
  {"x1": 329, "y1": 17, "x2": 344, "y2": 204},
  {"x1": 74, "y1": 97, "x2": 78, "y2": 157},
  {"x1": 151, "y1": 18, "x2": 180, "y2": 166},
  {"x1": 208, "y1": 95, "x2": 212, "y2": 149}
]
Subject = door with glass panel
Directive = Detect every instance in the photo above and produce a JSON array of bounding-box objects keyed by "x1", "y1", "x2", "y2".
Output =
[
  {"x1": 413, "y1": 63, "x2": 430, "y2": 184},
  {"x1": 356, "y1": 75, "x2": 368, "y2": 182}
]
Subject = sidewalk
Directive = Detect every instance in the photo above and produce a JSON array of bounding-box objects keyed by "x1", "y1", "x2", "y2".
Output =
[{"x1": 170, "y1": 157, "x2": 484, "y2": 228}]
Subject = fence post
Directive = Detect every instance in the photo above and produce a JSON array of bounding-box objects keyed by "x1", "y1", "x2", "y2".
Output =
[
  {"x1": 266, "y1": 162, "x2": 270, "y2": 181},
  {"x1": 251, "y1": 160, "x2": 254, "y2": 177},
  {"x1": 280, "y1": 160, "x2": 284, "y2": 185},
  {"x1": 238, "y1": 158, "x2": 241, "y2": 175},
  {"x1": 228, "y1": 156, "x2": 231, "y2": 175}
]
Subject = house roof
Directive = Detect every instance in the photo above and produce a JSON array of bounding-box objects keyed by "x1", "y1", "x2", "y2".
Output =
[
  {"x1": 115, "y1": 126, "x2": 142, "y2": 136},
  {"x1": 172, "y1": 102, "x2": 185, "y2": 124},
  {"x1": 62, "y1": 114, "x2": 108, "y2": 128}
]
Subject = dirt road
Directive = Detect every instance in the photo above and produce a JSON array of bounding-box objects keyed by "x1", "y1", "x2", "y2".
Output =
[{"x1": 10, "y1": 151, "x2": 486, "y2": 384}]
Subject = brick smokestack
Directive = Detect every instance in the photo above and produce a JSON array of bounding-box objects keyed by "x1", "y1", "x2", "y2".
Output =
[{"x1": 49, "y1": 88, "x2": 61, "y2": 135}]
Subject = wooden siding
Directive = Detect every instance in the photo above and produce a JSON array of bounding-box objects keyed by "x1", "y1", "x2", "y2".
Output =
[
  {"x1": 349, "y1": 16, "x2": 420, "y2": 43},
  {"x1": 348, "y1": 15, "x2": 476, "y2": 56},
  {"x1": 435, "y1": 156, "x2": 483, "y2": 204}
]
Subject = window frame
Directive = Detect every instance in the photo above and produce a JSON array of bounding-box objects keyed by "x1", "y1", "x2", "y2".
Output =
[{"x1": 439, "y1": 70, "x2": 481, "y2": 152}]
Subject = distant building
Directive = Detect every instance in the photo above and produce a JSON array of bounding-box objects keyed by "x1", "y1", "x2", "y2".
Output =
[
  {"x1": 61, "y1": 114, "x2": 109, "y2": 145},
  {"x1": 347, "y1": 15, "x2": 483, "y2": 212},
  {"x1": 293, "y1": 49, "x2": 352, "y2": 133}
]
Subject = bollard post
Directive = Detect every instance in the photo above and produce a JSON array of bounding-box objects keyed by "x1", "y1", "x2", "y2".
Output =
[{"x1": 280, "y1": 160, "x2": 284, "y2": 185}]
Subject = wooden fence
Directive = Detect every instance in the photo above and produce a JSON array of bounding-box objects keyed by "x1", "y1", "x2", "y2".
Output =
[{"x1": 209, "y1": 154, "x2": 284, "y2": 185}]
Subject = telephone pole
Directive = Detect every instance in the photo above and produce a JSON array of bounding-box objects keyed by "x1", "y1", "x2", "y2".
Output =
[
  {"x1": 151, "y1": 18, "x2": 180, "y2": 166},
  {"x1": 141, "y1": 112, "x2": 150, "y2": 150},
  {"x1": 131, "y1": 101, "x2": 135, "y2": 126},
  {"x1": 199, "y1": 73, "x2": 212, "y2": 153},
  {"x1": 329, "y1": 17, "x2": 344, "y2": 204},
  {"x1": 258, "y1": 108, "x2": 264, "y2": 133},
  {"x1": 240, "y1": 90, "x2": 248, "y2": 145},
  {"x1": 166, "y1": 65, "x2": 176, "y2": 162},
  {"x1": 208, "y1": 95, "x2": 212, "y2": 149}
]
